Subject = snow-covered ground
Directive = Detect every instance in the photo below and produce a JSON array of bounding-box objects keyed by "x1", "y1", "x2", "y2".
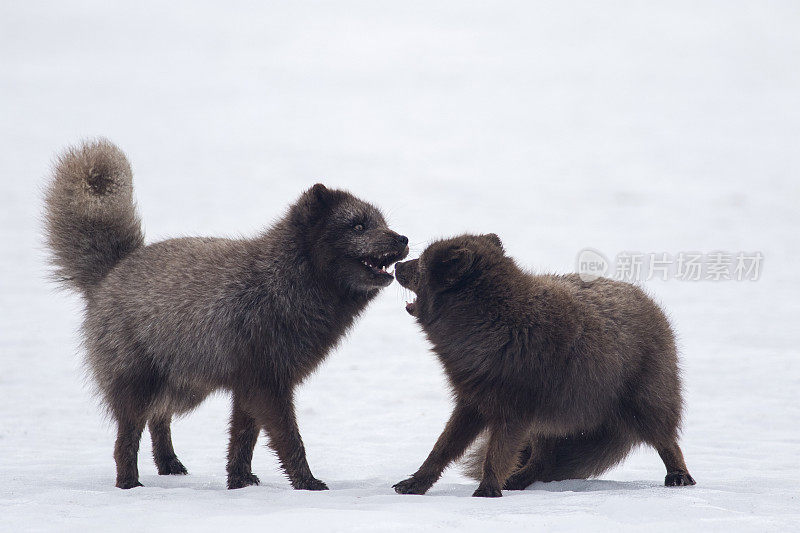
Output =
[{"x1": 2, "y1": 1, "x2": 799, "y2": 531}]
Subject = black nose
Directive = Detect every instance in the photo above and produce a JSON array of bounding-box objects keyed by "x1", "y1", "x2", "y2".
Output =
[{"x1": 397, "y1": 234, "x2": 409, "y2": 247}]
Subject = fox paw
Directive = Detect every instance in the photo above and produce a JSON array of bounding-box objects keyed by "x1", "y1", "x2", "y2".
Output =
[
  {"x1": 156, "y1": 456, "x2": 188, "y2": 476},
  {"x1": 393, "y1": 476, "x2": 432, "y2": 495},
  {"x1": 227, "y1": 472, "x2": 260, "y2": 489},
  {"x1": 292, "y1": 477, "x2": 329, "y2": 491},
  {"x1": 116, "y1": 479, "x2": 143, "y2": 489},
  {"x1": 665, "y1": 472, "x2": 696, "y2": 486},
  {"x1": 473, "y1": 485, "x2": 502, "y2": 497}
]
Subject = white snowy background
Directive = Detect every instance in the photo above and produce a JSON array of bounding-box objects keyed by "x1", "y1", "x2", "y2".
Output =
[{"x1": 1, "y1": 1, "x2": 798, "y2": 531}]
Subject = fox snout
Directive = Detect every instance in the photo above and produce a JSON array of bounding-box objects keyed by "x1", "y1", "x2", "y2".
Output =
[
  {"x1": 395, "y1": 259, "x2": 418, "y2": 290},
  {"x1": 394, "y1": 233, "x2": 409, "y2": 248},
  {"x1": 387, "y1": 232, "x2": 409, "y2": 258}
]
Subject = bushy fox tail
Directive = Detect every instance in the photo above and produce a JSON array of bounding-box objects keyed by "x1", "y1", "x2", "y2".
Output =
[
  {"x1": 44, "y1": 139, "x2": 144, "y2": 296},
  {"x1": 462, "y1": 425, "x2": 635, "y2": 484}
]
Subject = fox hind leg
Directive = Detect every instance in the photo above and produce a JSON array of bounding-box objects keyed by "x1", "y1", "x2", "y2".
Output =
[
  {"x1": 656, "y1": 440, "x2": 696, "y2": 487},
  {"x1": 149, "y1": 414, "x2": 188, "y2": 475},
  {"x1": 226, "y1": 396, "x2": 262, "y2": 489},
  {"x1": 114, "y1": 416, "x2": 147, "y2": 489},
  {"x1": 473, "y1": 421, "x2": 529, "y2": 497},
  {"x1": 504, "y1": 426, "x2": 635, "y2": 490}
]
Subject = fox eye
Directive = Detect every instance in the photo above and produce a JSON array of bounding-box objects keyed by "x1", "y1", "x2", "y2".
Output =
[{"x1": 353, "y1": 223, "x2": 364, "y2": 231}]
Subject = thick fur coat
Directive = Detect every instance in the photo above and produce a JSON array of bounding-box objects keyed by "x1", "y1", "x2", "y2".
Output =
[
  {"x1": 44, "y1": 139, "x2": 408, "y2": 489},
  {"x1": 392, "y1": 234, "x2": 695, "y2": 497}
]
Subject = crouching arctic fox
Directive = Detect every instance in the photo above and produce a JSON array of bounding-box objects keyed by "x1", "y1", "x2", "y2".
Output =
[{"x1": 393, "y1": 234, "x2": 695, "y2": 497}]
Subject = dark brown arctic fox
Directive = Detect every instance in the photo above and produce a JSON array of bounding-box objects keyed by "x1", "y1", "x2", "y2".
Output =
[
  {"x1": 392, "y1": 234, "x2": 695, "y2": 497},
  {"x1": 44, "y1": 139, "x2": 408, "y2": 490}
]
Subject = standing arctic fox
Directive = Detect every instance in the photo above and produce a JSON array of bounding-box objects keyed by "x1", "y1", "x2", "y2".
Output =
[
  {"x1": 393, "y1": 234, "x2": 695, "y2": 497},
  {"x1": 44, "y1": 139, "x2": 408, "y2": 490}
]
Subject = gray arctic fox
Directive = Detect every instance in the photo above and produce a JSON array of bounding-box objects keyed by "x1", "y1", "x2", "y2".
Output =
[{"x1": 44, "y1": 139, "x2": 408, "y2": 489}]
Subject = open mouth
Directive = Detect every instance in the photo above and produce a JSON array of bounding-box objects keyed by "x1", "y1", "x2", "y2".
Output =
[{"x1": 359, "y1": 248, "x2": 408, "y2": 280}]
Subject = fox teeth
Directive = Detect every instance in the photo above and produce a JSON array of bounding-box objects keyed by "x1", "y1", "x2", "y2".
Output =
[
  {"x1": 361, "y1": 259, "x2": 388, "y2": 272},
  {"x1": 360, "y1": 257, "x2": 394, "y2": 274}
]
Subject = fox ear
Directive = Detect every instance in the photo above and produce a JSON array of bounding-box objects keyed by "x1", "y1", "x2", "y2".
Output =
[
  {"x1": 481, "y1": 233, "x2": 503, "y2": 252},
  {"x1": 294, "y1": 183, "x2": 337, "y2": 227},
  {"x1": 431, "y1": 247, "x2": 474, "y2": 288},
  {"x1": 310, "y1": 183, "x2": 333, "y2": 207}
]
